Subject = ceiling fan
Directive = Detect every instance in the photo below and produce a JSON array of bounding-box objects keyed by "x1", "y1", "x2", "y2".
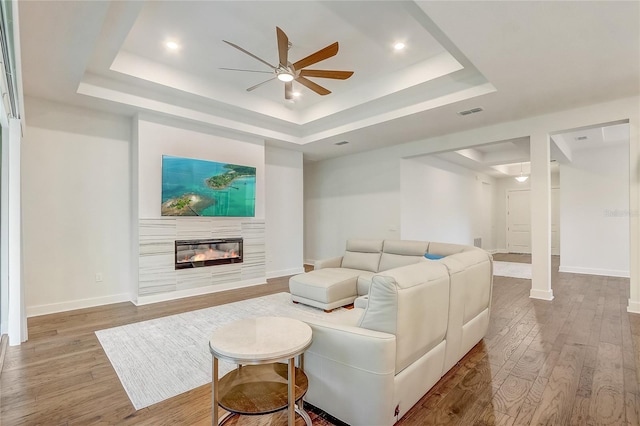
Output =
[{"x1": 221, "y1": 27, "x2": 354, "y2": 100}]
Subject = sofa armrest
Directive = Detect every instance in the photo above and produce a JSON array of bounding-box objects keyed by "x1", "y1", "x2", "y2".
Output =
[
  {"x1": 302, "y1": 320, "x2": 396, "y2": 425},
  {"x1": 314, "y1": 256, "x2": 343, "y2": 269}
]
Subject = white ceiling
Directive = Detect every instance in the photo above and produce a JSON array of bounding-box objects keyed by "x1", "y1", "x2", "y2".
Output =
[{"x1": 17, "y1": 1, "x2": 640, "y2": 161}]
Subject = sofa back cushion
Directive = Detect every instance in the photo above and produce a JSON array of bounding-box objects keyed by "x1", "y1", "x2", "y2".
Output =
[
  {"x1": 378, "y1": 240, "x2": 428, "y2": 272},
  {"x1": 358, "y1": 261, "x2": 450, "y2": 374},
  {"x1": 341, "y1": 239, "x2": 384, "y2": 272},
  {"x1": 426, "y1": 241, "x2": 469, "y2": 256},
  {"x1": 441, "y1": 250, "x2": 493, "y2": 324}
]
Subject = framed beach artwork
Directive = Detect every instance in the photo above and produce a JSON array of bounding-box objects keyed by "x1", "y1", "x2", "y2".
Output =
[{"x1": 161, "y1": 155, "x2": 256, "y2": 217}]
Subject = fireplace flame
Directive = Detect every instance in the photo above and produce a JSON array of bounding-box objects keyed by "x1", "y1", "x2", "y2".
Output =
[{"x1": 183, "y1": 247, "x2": 240, "y2": 263}]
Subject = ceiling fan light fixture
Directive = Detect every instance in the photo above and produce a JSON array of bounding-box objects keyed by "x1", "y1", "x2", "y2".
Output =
[
  {"x1": 277, "y1": 72, "x2": 294, "y2": 82},
  {"x1": 223, "y1": 27, "x2": 353, "y2": 99}
]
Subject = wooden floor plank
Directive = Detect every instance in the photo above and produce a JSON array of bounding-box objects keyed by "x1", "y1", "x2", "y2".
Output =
[
  {"x1": 589, "y1": 342, "x2": 625, "y2": 425},
  {"x1": 527, "y1": 343, "x2": 586, "y2": 425}
]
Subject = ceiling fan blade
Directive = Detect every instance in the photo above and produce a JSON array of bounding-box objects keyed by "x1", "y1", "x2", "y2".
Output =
[
  {"x1": 292, "y1": 42, "x2": 339, "y2": 70},
  {"x1": 295, "y1": 76, "x2": 331, "y2": 96},
  {"x1": 276, "y1": 27, "x2": 289, "y2": 67},
  {"x1": 246, "y1": 77, "x2": 277, "y2": 92},
  {"x1": 219, "y1": 67, "x2": 273, "y2": 74},
  {"x1": 285, "y1": 81, "x2": 293, "y2": 100},
  {"x1": 299, "y1": 69, "x2": 353, "y2": 80},
  {"x1": 223, "y1": 40, "x2": 276, "y2": 70}
]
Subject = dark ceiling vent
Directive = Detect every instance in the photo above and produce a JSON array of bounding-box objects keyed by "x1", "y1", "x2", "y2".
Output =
[
  {"x1": 457, "y1": 107, "x2": 484, "y2": 116},
  {"x1": 576, "y1": 136, "x2": 588, "y2": 140},
  {"x1": 335, "y1": 141, "x2": 349, "y2": 146}
]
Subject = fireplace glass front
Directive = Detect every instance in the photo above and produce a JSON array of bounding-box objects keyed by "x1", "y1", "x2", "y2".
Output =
[{"x1": 175, "y1": 238, "x2": 243, "y2": 269}]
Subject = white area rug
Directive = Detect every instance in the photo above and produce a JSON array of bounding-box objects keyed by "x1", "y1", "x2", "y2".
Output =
[
  {"x1": 493, "y1": 261, "x2": 532, "y2": 279},
  {"x1": 95, "y1": 292, "x2": 356, "y2": 410}
]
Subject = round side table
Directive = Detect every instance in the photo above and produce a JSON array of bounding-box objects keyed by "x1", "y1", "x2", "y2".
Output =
[{"x1": 209, "y1": 316, "x2": 313, "y2": 426}]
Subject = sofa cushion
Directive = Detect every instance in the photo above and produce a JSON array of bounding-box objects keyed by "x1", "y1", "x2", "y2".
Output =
[
  {"x1": 427, "y1": 241, "x2": 467, "y2": 256},
  {"x1": 441, "y1": 250, "x2": 493, "y2": 324},
  {"x1": 358, "y1": 261, "x2": 450, "y2": 374},
  {"x1": 341, "y1": 239, "x2": 384, "y2": 272},
  {"x1": 378, "y1": 240, "x2": 428, "y2": 272},
  {"x1": 356, "y1": 271, "x2": 375, "y2": 295},
  {"x1": 289, "y1": 268, "x2": 360, "y2": 304}
]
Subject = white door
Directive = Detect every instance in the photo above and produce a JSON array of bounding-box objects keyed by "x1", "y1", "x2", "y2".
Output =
[
  {"x1": 507, "y1": 190, "x2": 531, "y2": 253},
  {"x1": 506, "y1": 189, "x2": 560, "y2": 255}
]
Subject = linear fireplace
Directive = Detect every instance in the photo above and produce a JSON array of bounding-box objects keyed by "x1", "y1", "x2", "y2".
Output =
[{"x1": 175, "y1": 238, "x2": 243, "y2": 269}]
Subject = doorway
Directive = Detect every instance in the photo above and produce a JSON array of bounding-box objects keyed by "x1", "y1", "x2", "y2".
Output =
[{"x1": 507, "y1": 188, "x2": 560, "y2": 255}]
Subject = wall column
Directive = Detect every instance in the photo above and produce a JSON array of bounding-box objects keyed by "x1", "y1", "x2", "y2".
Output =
[
  {"x1": 5, "y1": 118, "x2": 26, "y2": 344},
  {"x1": 530, "y1": 132, "x2": 553, "y2": 300},
  {"x1": 628, "y1": 117, "x2": 640, "y2": 313}
]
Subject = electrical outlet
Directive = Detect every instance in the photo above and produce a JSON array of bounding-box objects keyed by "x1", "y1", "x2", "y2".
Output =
[{"x1": 95, "y1": 272, "x2": 103, "y2": 282}]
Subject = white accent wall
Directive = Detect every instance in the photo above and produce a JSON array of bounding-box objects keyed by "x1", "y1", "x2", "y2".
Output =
[
  {"x1": 134, "y1": 117, "x2": 267, "y2": 303},
  {"x1": 136, "y1": 118, "x2": 265, "y2": 219},
  {"x1": 22, "y1": 98, "x2": 132, "y2": 316},
  {"x1": 401, "y1": 156, "x2": 496, "y2": 248},
  {"x1": 560, "y1": 143, "x2": 630, "y2": 277}
]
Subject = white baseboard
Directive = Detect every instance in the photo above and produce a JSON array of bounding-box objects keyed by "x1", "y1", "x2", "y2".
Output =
[
  {"x1": 558, "y1": 265, "x2": 630, "y2": 278},
  {"x1": 628, "y1": 300, "x2": 640, "y2": 314},
  {"x1": 135, "y1": 278, "x2": 267, "y2": 306},
  {"x1": 27, "y1": 293, "x2": 132, "y2": 318},
  {"x1": 530, "y1": 288, "x2": 554, "y2": 301},
  {"x1": 303, "y1": 259, "x2": 316, "y2": 266},
  {"x1": 491, "y1": 248, "x2": 509, "y2": 254},
  {"x1": 266, "y1": 267, "x2": 305, "y2": 279}
]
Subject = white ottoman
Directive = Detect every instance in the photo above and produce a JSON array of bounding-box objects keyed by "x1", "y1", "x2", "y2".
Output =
[{"x1": 289, "y1": 268, "x2": 360, "y2": 311}]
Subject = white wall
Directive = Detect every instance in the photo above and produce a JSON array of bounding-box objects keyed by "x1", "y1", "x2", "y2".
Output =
[
  {"x1": 265, "y1": 145, "x2": 304, "y2": 277},
  {"x1": 22, "y1": 98, "x2": 132, "y2": 316},
  {"x1": 401, "y1": 156, "x2": 496, "y2": 249},
  {"x1": 560, "y1": 144, "x2": 630, "y2": 276},
  {"x1": 304, "y1": 149, "x2": 401, "y2": 262}
]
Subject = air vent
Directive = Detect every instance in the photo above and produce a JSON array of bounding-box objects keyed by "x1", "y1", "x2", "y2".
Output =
[
  {"x1": 335, "y1": 141, "x2": 349, "y2": 146},
  {"x1": 576, "y1": 136, "x2": 588, "y2": 140},
  {"x1": 474, "y1": 237, "x2": 482, "y2": 248},
  {"x1": 457, "y1": 107, "x2": 484, "y2": 116}
]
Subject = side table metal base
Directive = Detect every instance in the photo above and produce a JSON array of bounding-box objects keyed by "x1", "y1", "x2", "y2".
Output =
[{"x1": 217, "y1": 406, "x2": 311, "y2": 426}]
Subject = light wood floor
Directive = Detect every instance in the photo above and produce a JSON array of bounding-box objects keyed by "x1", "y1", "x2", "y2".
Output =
[{"x1": 1, "y1": 255, "x2": 639, "y2": 425}]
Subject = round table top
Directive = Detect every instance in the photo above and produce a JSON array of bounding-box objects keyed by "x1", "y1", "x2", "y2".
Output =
[{"x1": 209, "y1": 316, "x2": 312, "y2": 363}]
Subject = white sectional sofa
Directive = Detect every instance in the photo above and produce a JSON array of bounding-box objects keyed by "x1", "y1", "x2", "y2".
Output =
[
  {"x1": 289, "y1": 239, "x2": 483, "y2": 310},
  {"x1": 291, "y1": 239, "x2": 493, "y2": 425}
]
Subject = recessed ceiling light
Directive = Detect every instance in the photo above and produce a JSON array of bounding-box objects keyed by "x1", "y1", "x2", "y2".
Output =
[
  {"x1": 393, "y1": 42, "x2": 406, "y2": 51},
  {"x1": 292, "y1": 91, "x2": 301, "y2": 98},
  {"x1": 166, "y1": 41, "x2": 180, "y2": 50}
]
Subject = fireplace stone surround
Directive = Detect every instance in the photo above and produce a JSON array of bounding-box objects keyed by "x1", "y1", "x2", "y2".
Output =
[{"x1": 137, "y1": 218, "x2": 265, "y2": 301}]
